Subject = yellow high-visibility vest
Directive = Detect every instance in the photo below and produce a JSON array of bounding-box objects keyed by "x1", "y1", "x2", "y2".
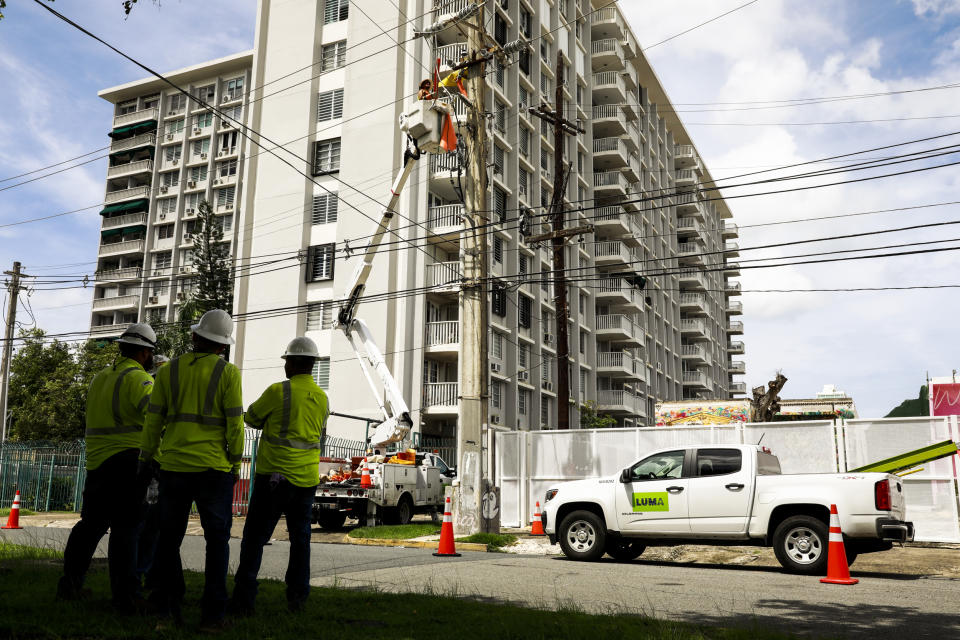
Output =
[{"x1": 85, "y1": 357, "x2": 154, "y2": 470}]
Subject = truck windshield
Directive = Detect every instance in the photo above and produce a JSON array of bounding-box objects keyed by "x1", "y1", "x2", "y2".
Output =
[
  {"x1": 432, "y1": 456, "x2": 450, "y2": 473},
  {"x1": 630, "y1": 450, "x2": 684, "y2": 480}
]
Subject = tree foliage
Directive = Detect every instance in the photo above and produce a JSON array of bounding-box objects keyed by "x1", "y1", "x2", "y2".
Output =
[
  {"x1": 150, "y1": 199, "x2": 234, "y2": 358},
  {"x1": 579, "y1": 401, "x2": 617, "y2": 429},
  {"x1": 885, "y1": 386, "x2": 929, "y2": 418},
  {"x1": 7, "y1": 329, "x2": 119, "y2": 441}
]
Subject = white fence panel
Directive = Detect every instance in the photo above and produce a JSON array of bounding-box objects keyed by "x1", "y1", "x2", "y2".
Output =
[
  {"x1": 742, "y1": 421, "x2": 839, "y2": 473},
  {"x1": 495, "y1": 431, "x2": 524, "y2": 528}
]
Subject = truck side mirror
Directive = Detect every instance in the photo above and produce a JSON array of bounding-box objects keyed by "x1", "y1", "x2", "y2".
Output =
[{"x1": 620, "y1": 468, "x2": 632, "y2": 483}]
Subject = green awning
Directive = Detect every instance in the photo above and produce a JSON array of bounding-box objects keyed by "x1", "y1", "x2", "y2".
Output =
[
  {"x1": 108, "y1": 120, "x2": 157, "y2": 138},
  {"x1": 101, "y1": 224, "x2": 146, "y2": 238},
  {"x1": 99, "y1": 198, "x2": 149, "y2": 216}
]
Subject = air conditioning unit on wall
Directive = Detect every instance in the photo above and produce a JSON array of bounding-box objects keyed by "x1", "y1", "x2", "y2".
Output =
[
  {"x1": 490, "y1": 415, "x2": 501, "y2": 425},
  {"x1": 490, "y1": 362, "x2": 502, "y2": 374}
]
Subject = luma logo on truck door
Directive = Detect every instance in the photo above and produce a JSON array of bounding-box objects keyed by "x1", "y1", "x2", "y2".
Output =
[{"x1": 632, "y1": 492, "x2": 669, "y2": 512}]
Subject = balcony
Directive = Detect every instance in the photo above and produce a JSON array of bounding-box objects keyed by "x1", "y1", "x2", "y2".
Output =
[
  {"x1": 593, "y1": 171, "x2": 629, "y2": 196},
  {"x1": 678, "y1": 269, "x2": 707, "y2": 291},
  {"x1": 597, "y1": 352, "x2": 646, "y2": 382},
  {"x1": 722, "y1": 221, "x2": 739, "y2": 238},
  {"x1": 90, "y1": 324, "x2": 125, "y2": 337},
  {"x1": 101, "y1": 212, "x2": 148, "y2": 231},
  {"x1": 674, "y1": 144, "x2": 702, "y2": 171},
  {"x1": 92, "y1": 294, "x2": 140, "y2": 311},
  {"x1": 730, "y1": 382, "x2": 747, "y2": 395},
  {"x1": 591, "y1": 105, "x2": 627, "y2": 137},
  {"x1": 677, "y1": 217, "x2": 704, "y2": 237},
  {"x1": 592, "y1": 71, "x2": 626, "y2": 104},
  {"x1": 113, "y1": 107, "x2": 159, "y2": 129},
  {"x1": 110, "y1": 132, "x2": 156, "y2": 155},
  {"x1": 427, "y1": 204, "x2": 463, "y2": 239},
  {"x1": 104, "y1": 185, "x2": 151, "y2": 205},
  {"x1": 621, "y1": 65, "x2": 638, "y2": 93},
  {"x1": 591, "y1": 240, "x2": 634, "y2": 268},
  {"x1": 596, "y1": 389, "x2": 640, "y2": 415},
  {"x1": 680, "y1": 318, "x2": 708, "y2": 339},
  {"x1": 678, "y1": 292, "x2": 706, "y2": 314},
  {"x1": 425, "y1": 261, "x2": 461, "y2": 290},
  {"x1": 724, "y1": 262, "x2": 741, "y2": 276},
  {"x1": 675, "y1": 169, "x2": 698, "y2": 188},
  {"x1": 596, "y1": 277, "x2": 640, "y2": 309},
  {"x1": 677, "y1": 242, "x2": 704, "y2": 263},
  {"x1": 593, "y1": 137, "x2": 629, "y2": 170},
  {"x1": 728, "y1": 320, "x2": 744, "y2": 335},
  {"x1": 99, "y1": 239, "x2": 145, "y2": 257},
  {"x1": 681, "y1": 343, "x2": 710, "y2": 365},
  {"x1": 726, "y1": 281, "x2": 742, "y2": 296},
  {"x1": 682, "y1": 370, "x2": 709, "y2": 389},
  {"x1": 94, "y1": 266, "x2": 142, "y2": 282},
  {"x1": 593, "y1": 206, "x2": 631, "y2": 236},
  {"x1": 725, "y1": 241, "x2": 740, "y2": 258},
  {"x1": 590, "y1": 38, "x2": 624, "y2": 71},
  {"x1": 423, "y1": 381, "x2": 459, "y2": 414},
  {"x1": 595, "y1": 314, "x2": 642, "y2": 346},
  {"x1": 728, "y1": 340, "x2": 745, "y2": 355},
  {"x1": 425, "y1": 321, "x2": 459, "y2": 358},
  {"x1": 726, "y1": 300, "x2": 744, "y2": 316},
  {"x1": 590, "y1": 5, "x2": 624, "y2": 39},
  {"x1": 436, "y1": 42, "x2": 468, "y2": 70},
  {"x1": 728, "y1": 360, "x2": 746, "y2": 375},
  {"x1": 106, "y1": 159, "x2": 153, "y2": 179}
]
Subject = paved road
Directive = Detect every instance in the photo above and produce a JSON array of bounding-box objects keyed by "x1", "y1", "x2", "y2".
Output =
[{"x1": 5, "y1": 526, "x2": 959, "y2": 639}]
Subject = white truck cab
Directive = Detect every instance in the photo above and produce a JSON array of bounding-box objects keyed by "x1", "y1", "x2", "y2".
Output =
[{"x1": 540, "y1": 444, "x2": 913, "y2": 574}]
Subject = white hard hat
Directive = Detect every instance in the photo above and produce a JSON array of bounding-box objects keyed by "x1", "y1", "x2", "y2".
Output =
[
  {"x1": 282, "y1": 336, "x2": 320, "y2": 359},
  {"x1": 190, "y1": 309, "x2": 235, "y2": 345},
  {"x1": 117, "y1": 323, "x2": 157, "y2": 350}
]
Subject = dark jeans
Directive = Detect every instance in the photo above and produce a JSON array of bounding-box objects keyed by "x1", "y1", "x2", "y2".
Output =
[
  {"x1": 151, "y1": 469, "x2": 234, "y2": 623},
  {"x1": 232, "y1": 474, "x2": 315, "y2": 610},
  {"x1": 136, "y1": 497, "x2": 161, "y2": 590},
  {"x1": 59, "y1": 448, "x2": 143, "y2": 607}
]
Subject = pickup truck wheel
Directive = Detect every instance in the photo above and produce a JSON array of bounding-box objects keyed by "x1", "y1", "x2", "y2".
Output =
[
  {"x1": 397, "y1": 495, "x2": 414, "y2": 525},
  {"x1": 605, "y1": 538, "x2": 646, "y2": 561},
  {"x1": 773, "y1": 515, "x2": 829, "y2": 575},
  {"x1": 558, "y1": 510, "x2": 606, "y2": 562}
]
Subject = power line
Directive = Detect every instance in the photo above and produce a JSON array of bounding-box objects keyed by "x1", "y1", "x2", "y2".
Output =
[{"x1": 643, "y1": 0, "x2": 761, "y2": 51}]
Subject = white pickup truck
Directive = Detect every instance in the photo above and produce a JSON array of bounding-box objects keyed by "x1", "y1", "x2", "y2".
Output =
[{"x1": 541, "y1": 444, "x2": 914, "y2": 574}]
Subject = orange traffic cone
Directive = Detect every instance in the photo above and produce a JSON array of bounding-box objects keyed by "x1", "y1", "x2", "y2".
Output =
[
  {"x1": 820, "y1": 503, "x2": 858, "y2": 585},
  {"x1": 433, "y1": 493, "x2": 460, "y2": 557},
  {"x1": 359, "y1": 458, "x2": 372, "y2": 489},
  {"x1": 530, "y1": 501, "x2": 545, "y2": 536},
  {"x1": 3, "y1": 490, "x2": 23, "y2": 530}
]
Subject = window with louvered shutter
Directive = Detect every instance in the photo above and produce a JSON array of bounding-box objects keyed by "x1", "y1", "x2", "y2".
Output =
[
  {"x1": 493, "y1": 237, "x2": 503, "y2": 264},
  {"x1": 323, "y1": 0, "x2": 348, "y2": 23},
  {"x1": 493, "y1": 145, "x2": 504, "y2": 176},
  {"x1": 312, "y1": 357, "x2": 331, "y2": 388},
  {"x1": 518, "y1": 294, "x2": 531, "y2": 328},
  {"x1": 306, "y1": 301, "x2": 334, "y2": 330},
  {"x1": 321, "y1": 41, "x2": 347, "y2": 71},
  {"x1": 312, "y1": 193, "x2": 339, "y2": 225},
  {"x1": 307, "y1": 244, "x2": 335, "y2": 281},
  {"x1": 313, "y1": 139, "x2": 341, "y2": 175},
  {"x1": 317, "y1": 89, "x2": 344, "y2": 122},
  {"x1": 494, "y1": 186, "x2": 507, "y2": 221},
  {"x1": 216, "y1": 186, "x2": 235, "y2": 207},
  {"x1": 492, "y1": 283, "x2": 506, "y2": 317}
]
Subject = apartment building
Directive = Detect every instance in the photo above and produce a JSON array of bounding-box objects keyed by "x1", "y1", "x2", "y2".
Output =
[
  {"x1": 227, "y1": 0, "x2": 745, "y2": 444},
  {"x1": 91, "y1": 53, "x2": 252, "y2": 336}
]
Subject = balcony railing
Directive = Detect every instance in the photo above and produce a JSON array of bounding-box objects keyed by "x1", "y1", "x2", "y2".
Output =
[
  {"x1": 431, "y1": 153, "x2": 460, "y2": 174},
  {"x1": 92, "y1": 294, "x2": 140, "y2": 311},
  {"x1": 423, "y1": 382, "x2": 459, "y2": 408},
  {"x1": 113, "y1": 107, "x2": 159, "y2": 128},
  {"x1": 595, "y1": 314, "x2": 633, "y2": 334},
  {"x1": 109, "y1": 132, "x2": 156, "y2": 155},
  {"x1": 426, "y1": 261, "x2": 461, "y2": 288},
  {"x1": 94, "y1": 266, "x2": 142, "y2": 282},
  {"x1": 677, "y1": 217, "x2": 703, "y2": 233},
  {"x1": 106, "y1": 159, "x2": 153, "y2": 179},
  {"x1": 727, "y1": 301, "x2": 743, "y2": 314},
  {"x1": 104, "y1": 185, "x2": 151, "y2": 205},
  {"x1": 593, "y1": 137, "x2": 627, "y2": 155},
  {"x1": 677, "y1": 242, "x2": 701, "y2": 256},
  {"x1": 730, "y1": 382, "x2": 747, "y2": 394},
  {"x1": 592, "y1": 105, "x2": 624, "y2": 121},
  {"x1": 722, "y1": 222, "x2": 739, "y2": 237},
  {"x1": 597, "y1": 389, "x2": 639, "y2": 413},
  {"x1": 592, "y1": 240, "x2": 633, "y2": 263},
  {"x1": 682, "y1": 370, "x2": 706, "y2": 385},
  {"x1": 590, "y1": 5, "x2": 621, "y2": 28},
  {"x1": 433, "y1": 0, "x2": 470, "y2": 16},
  {"x1": 593, "y1": 171, "x2": 628, "y2": 191},
  {"x1": 679, "y1": 269, "x2": 707, "y2": 289},
  {"x1": 728, "y1": 320, "x2": 744, "y2": 333},
  {"x1": 681, "y1": 318, "x2": 706, "y2": 334},
  {"x1": 436, "y1": 42, "x2": 468, "y2": 67},
  {"x1": 101, "y1": 212, "x2": 147, "y2": 230},
  {"x1": 592, "y1": 72, "x2": 625, "y2": 92},
  {"x1": 593, "y1": 206, "x2": 628, "y2": 226},
  {"x1": 426, "y1": 321, "x2": 459, "y2": 347},
  {"x1": 728, "y1": 340, "x2": 745, "y2": 353},
  {"x1": 591, "y1": 38, "x2": 622, "y2": 56},
  {"x1": 679, "y1": 293, "x2": 705, "y2": 308},
  {"x1": 99, "y1": 239, "x2": 145, "y2": 256},
  {"x1": 90, "y1": 324, "x2": 124, "y2": 336},
  {"x1": 428, "y1": 204, "x2": 463, "y2": 232},
  {"x1": 728, "y1": 360, "x2": 746, "y2": 374}
]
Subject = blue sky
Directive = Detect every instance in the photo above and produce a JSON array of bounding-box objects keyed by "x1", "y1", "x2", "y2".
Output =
[{"x1": 2, "y1": 0, "x2": 960, "y2": 417}]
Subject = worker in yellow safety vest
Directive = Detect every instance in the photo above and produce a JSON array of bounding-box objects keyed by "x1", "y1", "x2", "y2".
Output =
[
  {"x1": 229, "y1": 336, "x2": 329, "y2": 615},
  {"x1": 140, "y1": 309, "x2": 243, "y2": 630},
  {"x1": 57, "y1": 323, "x2": 156, "y2": 613}
]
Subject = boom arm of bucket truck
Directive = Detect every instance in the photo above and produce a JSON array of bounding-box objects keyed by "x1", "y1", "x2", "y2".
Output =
[{"x1": 335, "y1": 100, "x2": 453, "y2": 449}]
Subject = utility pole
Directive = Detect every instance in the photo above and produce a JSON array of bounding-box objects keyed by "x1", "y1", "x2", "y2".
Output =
[
  {"x1": 456, "y1": 2, "x2": 491, "y2": 535},
  {"x1": 1, "y1": 261, "x2": 27, "y2": 442},
  {"x1": 528, "y1": 54, "x2": 586, "y2": 429}
]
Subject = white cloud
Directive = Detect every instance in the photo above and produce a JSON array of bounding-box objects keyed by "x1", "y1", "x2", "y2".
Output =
[{"x1": 911, "y1": 0, "x2": 960, "y2": 18}]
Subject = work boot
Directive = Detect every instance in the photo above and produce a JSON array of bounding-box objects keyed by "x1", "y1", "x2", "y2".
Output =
[{"x1": 55, "y1": 577, "x2": 92, "y2": 602}]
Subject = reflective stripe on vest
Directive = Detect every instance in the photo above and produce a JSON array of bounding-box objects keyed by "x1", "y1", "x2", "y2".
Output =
[
  {"x1": 264, "y1": 380, "x2": 323, "y2": 450},
  {"x1": 162, "y1": 355, "x2": 239, "y2": 426},
  {"x1": 85, "y1": 365, "x2": 144, "y2": 437}
]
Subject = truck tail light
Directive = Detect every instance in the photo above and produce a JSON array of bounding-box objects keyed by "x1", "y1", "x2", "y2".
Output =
[{"x1": 875, "y1": 479, "x2": 892, "y2": 511}]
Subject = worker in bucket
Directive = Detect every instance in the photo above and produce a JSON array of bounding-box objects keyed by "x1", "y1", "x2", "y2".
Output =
[
  {"x1": 140, "y1": 309, "x2": 244, "y2": 631},
  {"x1": 57, "y1": 323, "x2": 156, "y2": 614},
  {"x1": 230, "y1": 336, "x2": 329, "y2": 615}
]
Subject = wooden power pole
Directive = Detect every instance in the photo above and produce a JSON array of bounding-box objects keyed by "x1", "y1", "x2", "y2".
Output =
[
  {"x1": 528, "y1": 54, "x2": 586, "y2": 429},
  {"x1": 1, "y1": 261, "x2": 27, "y2": 442}
]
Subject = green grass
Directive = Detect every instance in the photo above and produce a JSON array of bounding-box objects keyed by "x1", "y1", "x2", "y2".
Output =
[
  {"x1": 0, "y1": 541, "x2": 63, "y2": 560},
  {"x1": 348, "y1": 523, "x2": 441, "y2": 539},
  {"x1": 0, "y1": 552, "x2": 807, "y2": 640},
  {"x1": 0, "y1": 507, "x2": 36, "y2": 517},
  {"x1": 455, "y1": 532, "x2": 518, "y2": 551}
]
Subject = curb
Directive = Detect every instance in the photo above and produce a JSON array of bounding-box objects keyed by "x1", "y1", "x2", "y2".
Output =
[{"x1": 342, "y1": 535, "x2": 489, "y2": 552}]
